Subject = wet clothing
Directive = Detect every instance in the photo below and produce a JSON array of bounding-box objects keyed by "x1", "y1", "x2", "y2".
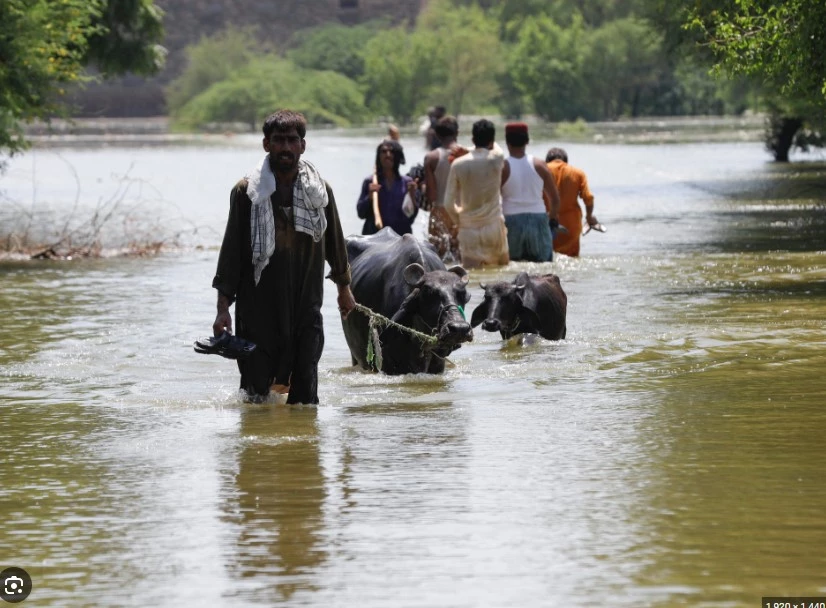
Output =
[
  {"x1": 357, "y1": 174, "x2": 417, "y2": 236},
  {"x1": 432, "y1": 148, "x2": 451, "y2": 206},
  {"x1": 504, "y1": 213, "x2": 553, "y2": 262},
  {"x1": 502, "y1": 154, "x2": 553, "y2": 261},
  {"x1": 443, "y1": 143, "x2": 509, "y2": 268},
  {"x1": 427, "y1": 148, "x2": 459, "y2": 261},
  {"x1": 212, "y1": 178, "x2": 351, "y2": 404},
  {"x1": 502, "y1": 155, "x2": 545, "y2": 215},
  {"x1": 548, "y1": 159, "x2": 594, "y2": 257},
  {"x1": 246, "y1": 156, "x2": 329, "y2": 284},
  {"x1": 427, "y1": 206, "x2": 459, "y2": 263}
]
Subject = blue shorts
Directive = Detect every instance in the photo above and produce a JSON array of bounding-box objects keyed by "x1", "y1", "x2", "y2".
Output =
[{"x1": 504, "y1": 213, "x2": 553, "y2": 262}]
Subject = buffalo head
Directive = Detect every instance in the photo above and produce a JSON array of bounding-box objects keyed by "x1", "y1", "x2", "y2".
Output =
[
  {"x1": 394, "y1": 263, "x2": 473, "y2": 351},
  {"x1": 471, "y1": 280, "x2": 539, "y2": 340}
]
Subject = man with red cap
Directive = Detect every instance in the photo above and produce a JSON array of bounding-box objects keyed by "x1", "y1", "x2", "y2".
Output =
[{"x1": 501, "y1": 122, "x2": 561, "y2": 262}]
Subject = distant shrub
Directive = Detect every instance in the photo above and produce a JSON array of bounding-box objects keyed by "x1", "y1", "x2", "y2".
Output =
[
  {"x1": 287, "y1": 22, "x2": 384, "y2": 81},
  {"x1": 555, "y1": 118, "x2": 591, "y2": 139},
  {"x1": 166, "y1": 27, "x2": 261, "y2": 115},
  {"x1": 171, "y1": 56, "x2": 367, "y2": 130}
]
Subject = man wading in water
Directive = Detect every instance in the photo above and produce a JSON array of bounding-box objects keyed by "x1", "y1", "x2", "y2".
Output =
[{"x1": 211, "y1": 109, "x2": 356, "y2": 404}]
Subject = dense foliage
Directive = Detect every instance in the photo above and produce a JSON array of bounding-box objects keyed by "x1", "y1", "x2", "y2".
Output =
[
  {"x1": 687, "y1": 0, "x2": 826, "y2": 103},
  {"x1": 287, "y1": 22, "x2": 382, "y2": 81},
  {"x1": 165, "y1": 28, "x2": 260, "y2": 117},
  {"x1": 0, "y1": 0, "x2": 164, "y2": 159},
  {"x1": 169, "y1": 0, "x2": 755, "y2": 131},
  {"x1": 169, "y1": 38, "x2": 368, "y2": 129},
  {"x1": 6, "y1": 0, "x2": 825, "y2": 159},
  {"x1": 685, "y1": 0, "x2": 826, "y2": 159}
]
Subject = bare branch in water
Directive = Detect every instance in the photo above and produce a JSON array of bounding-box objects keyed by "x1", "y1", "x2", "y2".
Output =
[{"x1": 1, "y1": 158, "x2": 216, "y2": 260}]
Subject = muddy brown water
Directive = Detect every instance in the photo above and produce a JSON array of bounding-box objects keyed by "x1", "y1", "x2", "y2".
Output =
[{"x1": 1, "y1": 134, "x2": 825, "y2": 606}]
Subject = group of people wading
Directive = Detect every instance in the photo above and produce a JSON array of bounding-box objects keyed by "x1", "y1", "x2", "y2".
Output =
[
  {"x1": 207, "y1": 109, "x2": 600, "y2": 405},
  {"x1": 360, "y1": 113, "x2": 600, "y2": 267}
]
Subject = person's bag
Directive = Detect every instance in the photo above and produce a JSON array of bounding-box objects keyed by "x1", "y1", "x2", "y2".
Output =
[{"x1": 402, "y1": 192, "x2": 416, "y2": 218}]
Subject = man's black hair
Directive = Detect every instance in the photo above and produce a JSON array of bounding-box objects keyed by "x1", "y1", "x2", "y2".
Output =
[
  {"x1": 263, "y1": 110, "x2": 307, "y2": 139},
  {"x1": 471, "y1": 119, "x2": 496, "y2": 148},
  {"x1": 434, "y1": 116, "x2": 459, "y2": 139},
  {"x1": 375, "y1": 139, "x2": 405, "y2": 177},
  {"x1": 546, "y1": 147, "x2": 568, "y2": 163}
]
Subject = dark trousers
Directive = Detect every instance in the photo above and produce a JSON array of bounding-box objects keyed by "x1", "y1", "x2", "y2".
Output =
[{"x1": 238, "y1": 315, "x2": 324, "y2": 405}]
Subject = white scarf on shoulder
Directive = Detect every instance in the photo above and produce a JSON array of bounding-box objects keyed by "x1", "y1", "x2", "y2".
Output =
[{"x1": 246, "y1": 155, "x2": 329, "y2": 285}]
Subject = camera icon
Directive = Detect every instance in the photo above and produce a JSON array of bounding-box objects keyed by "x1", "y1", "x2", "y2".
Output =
[
  {"x1": 4, "y1": 575, "x2": 24, "y2": 595},
  {"x1": 0, "y1": 567, "x2": 32, "y2": 603}
]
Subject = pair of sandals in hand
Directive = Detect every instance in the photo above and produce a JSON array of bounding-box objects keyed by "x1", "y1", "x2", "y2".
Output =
[{"x1": 194, "y1": 331, "x2": 256, "y2": 360}]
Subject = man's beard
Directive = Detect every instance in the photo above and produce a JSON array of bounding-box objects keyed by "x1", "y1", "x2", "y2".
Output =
[{"x1": 271, "y1": 153, "x2": 297, "y2": 173}]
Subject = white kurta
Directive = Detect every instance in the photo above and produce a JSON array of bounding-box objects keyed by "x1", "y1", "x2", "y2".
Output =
[{"x1": 443, "y1": 143, "x2": 509, "y2": 268}]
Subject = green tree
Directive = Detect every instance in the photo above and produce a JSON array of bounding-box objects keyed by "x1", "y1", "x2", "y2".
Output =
[
  {"x1": 287, "y1": 22, "x2": 382, "y2": 81},
  {"x1": 668, "y1": 57, "x2": 756, "y2": 116},
  {"x1": 417, "y1": 0, "x2": 504, "y2": 116},
  {"x1": 82, "y1": 0, "x2": 165, "y2": 77},
  {"x1": 683, "y1": 0, "x2": 826, "y2": 160},
  {"x1": 166, "y1": 28, "x2": 260, "y2": 115},
  {"x1": 1, "y1": 1, "x2": 89, "y2": 156},
  {"x1": 508, "y1": 15, "x2": 588, "y2": 121},
  {"x1": 172, "y1": 57, "x2": 368, "y2": 130},
  {"x1": 688, "y1": 0, "x2": 826, "y2": 103},
  {"x1": 581, "y1": 17, "x2": 666, "y2": 119},
  {"x1": 361, "y1": 27, "x2": 442, "y2": 124},
  {"x1": 0, "y1": 0, "x2": 164, "y2": 159},
  {"x1": 485, "y1": 0, "x2": 644, "y2": 39}
]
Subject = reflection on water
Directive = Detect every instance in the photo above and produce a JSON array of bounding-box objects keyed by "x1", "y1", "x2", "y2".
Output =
[
  {"x1": 1, "y1": 139, "x2": 825, "y2": 607},
  {"x1": 224, "y1": 406, "x2": 327, "y2": 604}
]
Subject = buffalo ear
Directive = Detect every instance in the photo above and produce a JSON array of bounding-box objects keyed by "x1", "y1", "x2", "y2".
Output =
[
  {"x1": 447, "y1": 265, "x2": 469, "y2": 285},
  {"x1": 470, "y1": 302, "x2": 488, "y2": 328},
  {"x1": 403, "y1": 263, "x2": 426, "y2": 287}
]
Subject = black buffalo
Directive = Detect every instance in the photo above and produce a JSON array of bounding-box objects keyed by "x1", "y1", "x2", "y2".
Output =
[
  {"x1": 342, "y1": 228, "x2": 473, "y2": 374},
  {"x1": 470, "y1": 272, "x2": 567, "y2": 341}
]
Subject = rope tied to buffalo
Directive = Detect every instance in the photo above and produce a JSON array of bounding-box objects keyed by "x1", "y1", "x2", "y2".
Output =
[{"x1": 353, "y1": 302, "x2": 439, "y2": 371}]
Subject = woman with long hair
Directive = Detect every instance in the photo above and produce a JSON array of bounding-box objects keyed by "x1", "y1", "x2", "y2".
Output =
[{"x1": 357, "y1": 139, "x2": 419, "y2": 235}]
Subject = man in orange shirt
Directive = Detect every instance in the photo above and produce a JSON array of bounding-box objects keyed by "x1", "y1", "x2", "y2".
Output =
[{"x1": 546, "y1": 147, "x2": 600, "y2": 257}]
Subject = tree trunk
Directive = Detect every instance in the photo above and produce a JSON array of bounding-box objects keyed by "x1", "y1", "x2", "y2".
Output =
[{"x1": 766, "y1": 115, "x2": 803, "y2": 162}]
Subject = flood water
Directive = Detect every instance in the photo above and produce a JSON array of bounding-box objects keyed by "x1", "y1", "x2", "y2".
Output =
[{"x1": 1, "y1": 131, "x2": 825, "y2": 607}]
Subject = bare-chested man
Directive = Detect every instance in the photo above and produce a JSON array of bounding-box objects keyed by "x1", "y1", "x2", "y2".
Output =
[{"x1": 422, "y1": 115, "x2": 462, "y2": 261}]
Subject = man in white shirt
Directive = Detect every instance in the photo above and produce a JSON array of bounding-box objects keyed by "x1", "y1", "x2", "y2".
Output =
[
  {"x1": 500, "y1": 122, "x2": 561, "y2": 262},
  {"x1": 443, "y1": 119, "x2": 510, "y2": 268}
]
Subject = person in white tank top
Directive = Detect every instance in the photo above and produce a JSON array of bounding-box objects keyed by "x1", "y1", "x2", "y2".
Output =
[{"x1": 500, "y1": 122, "x2": 561, "y2": 262}]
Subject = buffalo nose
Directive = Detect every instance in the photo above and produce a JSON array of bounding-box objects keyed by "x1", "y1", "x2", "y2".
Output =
[
  {"x1": 447, "y1": 320, "x2": 473, "y2": 340},
  {"x1": 482, "y1": 319, "x2": 500, "y2": 332}
]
